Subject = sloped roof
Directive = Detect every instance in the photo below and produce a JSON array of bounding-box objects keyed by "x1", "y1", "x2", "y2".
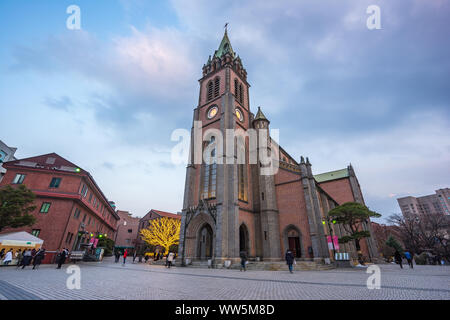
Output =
[
  {"x1": 5, "y1": 152, "x2": 85, "y2": 174},
  {"x1": 152, "y1": 209, "x2": 181, "y2": 220},
  {"x1": 0, "y1": 231, "x2": 44, "y2": 244},
  {"x1": 314, "y1": 168, "x2": 349, "y2": 183}
]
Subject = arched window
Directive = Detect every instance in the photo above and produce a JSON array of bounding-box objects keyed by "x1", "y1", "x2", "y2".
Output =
[
  {"x1": 214, "y1": 77, "x2": 220, "y2": 98},
  {"x1": 202, "y1": 136, "x2": 217, "y2": 199},
  {"x1": 207, "y1": 81, "x2": 213, "y2": 101}
]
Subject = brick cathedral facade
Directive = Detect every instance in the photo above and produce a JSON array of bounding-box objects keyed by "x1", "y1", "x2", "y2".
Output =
[{"x1": 178, "y1": 31, "x2": 378, "y2": 266}]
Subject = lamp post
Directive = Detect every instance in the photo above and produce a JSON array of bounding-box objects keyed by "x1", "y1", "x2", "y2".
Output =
[{"x1": 322, "y1": 216, "x2": 337, "y2": 259}]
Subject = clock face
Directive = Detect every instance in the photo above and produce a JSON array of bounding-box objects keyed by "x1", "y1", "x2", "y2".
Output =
[
  {"x1": 207, "y1": 105, "x2": 218, "y2": 119},
  {"x1": 235, "y1": 108, "x2": 244, "y2": 122}
]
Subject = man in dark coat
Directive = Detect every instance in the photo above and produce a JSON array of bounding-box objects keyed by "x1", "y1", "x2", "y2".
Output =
[
  {"x1": 57, "y1": 248, "x2": 68, "y2": 269},
  {"x1": 394, "y1": 250, "x2": 403, "y2": 269},
  {"x1": 32, "y1": 249, "x2": 45, "y2": 269},
  {"x1": 285, "y1": 250, "x2": 295, "y2": 273},
  {"x1": 239, "y1": 251, "x2": 248, "y2": 271}
]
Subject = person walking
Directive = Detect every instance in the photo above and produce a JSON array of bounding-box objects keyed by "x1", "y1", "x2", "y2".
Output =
[
  {"x1": 239, "y1": 250, "x2": 248, "y2": 272},
  {"x1": 32, "y1": 248, "x2": 45, "y2": 269},
  {"x1": 167, "y1": 252, "x2": 174, "y2": 269},
  {"x1": 3, "y1": 249, "x2": 13, "y2": 266},
  {"x1": 394, "y1": 250, "x2": 403, "y2": 269},
  {"x1": 0, "y1": 248, "x2": 5, "y2": 260},
  {"x1": 15, "y1": 249, "x2": 23, "y2": 268},
  {"x1": 21, "y1": 249, "x2": 32, "y2": 269},
  {"x1": 285, "y1": 249, "x2": 295, "y2": 273},
  {"x1": 122, "y1": 249, "x2": 128, "y2": 265},
  {"x1": 404, "y1": 251, "x2": 413, "y2": 269},
  {"x1": 114, "y1": 250, "x2": 120, "y2": 263},
  {"x1": 133, "y1": 250, "x2": 137, "y2": 263},
  {"x1": 57, "y1": 248, "x2": 68, "y2": 269}
]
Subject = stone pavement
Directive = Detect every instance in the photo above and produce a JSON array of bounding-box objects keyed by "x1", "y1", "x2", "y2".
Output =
[{"x1": 0, "y1": 257, "x2": 449, "y2": 300}]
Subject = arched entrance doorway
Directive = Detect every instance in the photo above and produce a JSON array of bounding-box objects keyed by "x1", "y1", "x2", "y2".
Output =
[
  {"x1": 287, "y1": 229, "x2": 302, "y2": 258},
  {"x1": 197, "y1": 224, "x2": 213, "y2": 260},
  {"x1": 239, "y1": 224, "x2": 249, "y2": 253}
]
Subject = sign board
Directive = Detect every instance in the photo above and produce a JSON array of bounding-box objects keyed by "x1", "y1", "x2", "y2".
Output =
[{"x1": 327, "y1": 236, "x2": 340, "y2": 251}]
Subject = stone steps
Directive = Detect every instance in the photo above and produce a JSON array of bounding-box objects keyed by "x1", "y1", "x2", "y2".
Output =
[{"x1": 181, "y1": 260, "x2": 335, "y2": 271}]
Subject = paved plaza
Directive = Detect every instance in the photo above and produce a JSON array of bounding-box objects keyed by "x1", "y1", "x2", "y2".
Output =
[{"x1": 0, "y1": 258, "x2": 449, "y2": 300}]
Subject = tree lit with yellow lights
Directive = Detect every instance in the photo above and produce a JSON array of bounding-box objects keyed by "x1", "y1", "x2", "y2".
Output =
[{"x1": 140, "y1": 217, "x2": 181, "y2": 254}]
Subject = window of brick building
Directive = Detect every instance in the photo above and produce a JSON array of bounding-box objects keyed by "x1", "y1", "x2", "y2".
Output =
[
  {"x1": 12, "y1": 174, "x2": 26, "y2": 184},
  {"x1": 31, "y1": 229, "x2": 41, "y2": 237},
  {"x1": 39, "y1": 202, "x2": 51, "y2": 214},
  {"x1": 74, "y1": 208, "x2": 81, "y2": 219},
  {"x1": 49, "y1": 177, "x2": 62, "y2": 188}
]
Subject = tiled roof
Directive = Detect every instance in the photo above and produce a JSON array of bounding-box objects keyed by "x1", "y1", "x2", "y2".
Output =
[
  {"x1": 5, "y1": 152, "x2": 85, "y2": 174},
  {"x1": 151, "y1": 209, "x2": 181, "y2": 220},
  {"x1": 314, "y1": 168, "x2": 349, "y2": 183}
]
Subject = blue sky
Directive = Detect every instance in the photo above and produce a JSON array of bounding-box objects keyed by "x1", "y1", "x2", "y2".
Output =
[{"x1": 1, "y1": 0, "x2": 449, "y2": 221}]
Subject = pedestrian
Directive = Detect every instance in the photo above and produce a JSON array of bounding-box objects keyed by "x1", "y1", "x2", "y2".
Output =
[
  {"x1": 123, "y1": 249, "x2": 128, "y2": 265},
  {"x1": 167, "y1": 252, "x2": 174, "y2": 268},
  {"x1": 404, "y1": 251, "x2": 413, "y2": 269},
  {"x1": 32, "y1": 248, "x2": 45, "y2": 269},
  {"x1": 133, "y1": 251, "x2": 137, "y2": 263},
  {"x1": 394, "y1": 250, "x2": 403, "y2": 269},
  {"x1": 285, "y1": 249, "x2": 295, "y2": 273},
  {"x1": 239, "y1": 250, "x2": 248, "y2": 272},
  {"x1": 114, "y1": 250, "x2": 120, "y2": 263},
  {"x1": 57, "y1": 248, "x2": 68, "y2": 269},
  {"x1": 0, "y1": 248, "x2": 5, "y2": 260},
  {"x1": 144, "y1": 254, "x2": 149, "y2": 264},
  {"x1": 15, "y1": 249, "x2": 23, "y2": 268},
  {"x1": 21, "y1": 249, "x2": 32, "y2": 269},
  {"x1": 2, "y1": 249, "x2": 13, "y2": 266}
]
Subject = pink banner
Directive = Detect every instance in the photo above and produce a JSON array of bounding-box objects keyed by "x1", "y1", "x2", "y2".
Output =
[{"x1": 327, "y1": 236, "x2": 339, "y2": 251}]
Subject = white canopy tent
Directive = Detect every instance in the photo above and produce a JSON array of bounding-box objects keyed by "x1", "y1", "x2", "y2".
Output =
[{"x1": 0, "y1": 231, "x2": 44, "y2": 248}]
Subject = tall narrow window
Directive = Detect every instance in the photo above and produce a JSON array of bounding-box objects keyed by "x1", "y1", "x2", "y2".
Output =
[
  {"x1": 238, "y1": 164, "x2": 248, "y2": 201},
  {"x1": 202, "y1": 137, "x2": 217, "y2": 199},
  {"x1": 234, "y1": 78, "x2": 239, "y2": 98},
  {"x1": 207, "y1": 81, "x2": 213, "y2": 101},
  {"x1": 239, "y1": 84, "x2": 244, "y2": 103},
  {"x1": 214, "y1": 77, "x2": 220, "y2": 98}
]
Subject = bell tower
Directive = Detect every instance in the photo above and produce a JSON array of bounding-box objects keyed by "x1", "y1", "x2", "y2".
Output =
[{"x1": 178, "y1": 29, "x2": 254, "y2": 265}]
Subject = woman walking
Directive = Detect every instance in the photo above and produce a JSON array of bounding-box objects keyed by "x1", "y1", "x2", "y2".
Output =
[
  {"x1": 15, "y1": 249, "x2": 23, "y2": 268},
  {"x1": 2, "y1": 249, "x2": 13, "y2": 266},
  {"x1": 122, "y1": 249, "x2": 128, "y2": 265},
  {"x1": 21, "y1": 249, "x2": 32, "y2": 269}
]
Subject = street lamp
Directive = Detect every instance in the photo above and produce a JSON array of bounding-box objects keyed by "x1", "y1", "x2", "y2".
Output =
[{"x1": 322, "y1": 217, "x2": 337, "y2": 259}]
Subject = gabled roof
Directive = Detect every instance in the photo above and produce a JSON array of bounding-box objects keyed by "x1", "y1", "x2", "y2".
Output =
[
  {"x1": 142, "y1": 209, "x2": 181, "y2": 220},
  {"x1": 5, "y1": 152, "x2": 85, "y2": 174},
  {"x1": 314, "y1": 168, "x2": 349, "y2": 183},
  {"x1": 152, "y1": 209, "x2": 181, "y2": 220},
  {"x1": 214, "y1": 30, "x2": 235, "y2": 59}
]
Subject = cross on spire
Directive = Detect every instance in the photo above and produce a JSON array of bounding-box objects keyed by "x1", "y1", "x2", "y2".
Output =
[{"x1": 224, "y1": 23, "x2": 228, "y2": 33}]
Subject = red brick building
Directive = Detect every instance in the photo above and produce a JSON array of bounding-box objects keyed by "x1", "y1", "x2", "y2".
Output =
[
  {"x1": 178, "y1": 30, "x2": 379, "y2": 266},
  {"x1": 135, "y1": 209, "x2": 181, "y2": 253},
  {"x1": 0, "y1": 153, "x2": 119, "y2": 263},
  {"x1": 114, "y1": 210, "x2": 140, "y2": 252}
]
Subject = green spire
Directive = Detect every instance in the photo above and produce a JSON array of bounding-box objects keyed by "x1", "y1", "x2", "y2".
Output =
[
  {"x1": 214, "y1": 29, "x2": 235, "y2": 59},
  {"x1": 253, "y1": 107, "x2": 269, "y2": 122}
]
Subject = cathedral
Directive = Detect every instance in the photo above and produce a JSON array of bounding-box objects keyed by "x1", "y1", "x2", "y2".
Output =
[{"x1": 178, "y1": 30, "x2": 378, "y2": 267}]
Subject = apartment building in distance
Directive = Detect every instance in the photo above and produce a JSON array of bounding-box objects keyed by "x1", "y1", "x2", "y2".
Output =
[{"x1": 397, "y1": 188, "x2": 450, "y2": 217}]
